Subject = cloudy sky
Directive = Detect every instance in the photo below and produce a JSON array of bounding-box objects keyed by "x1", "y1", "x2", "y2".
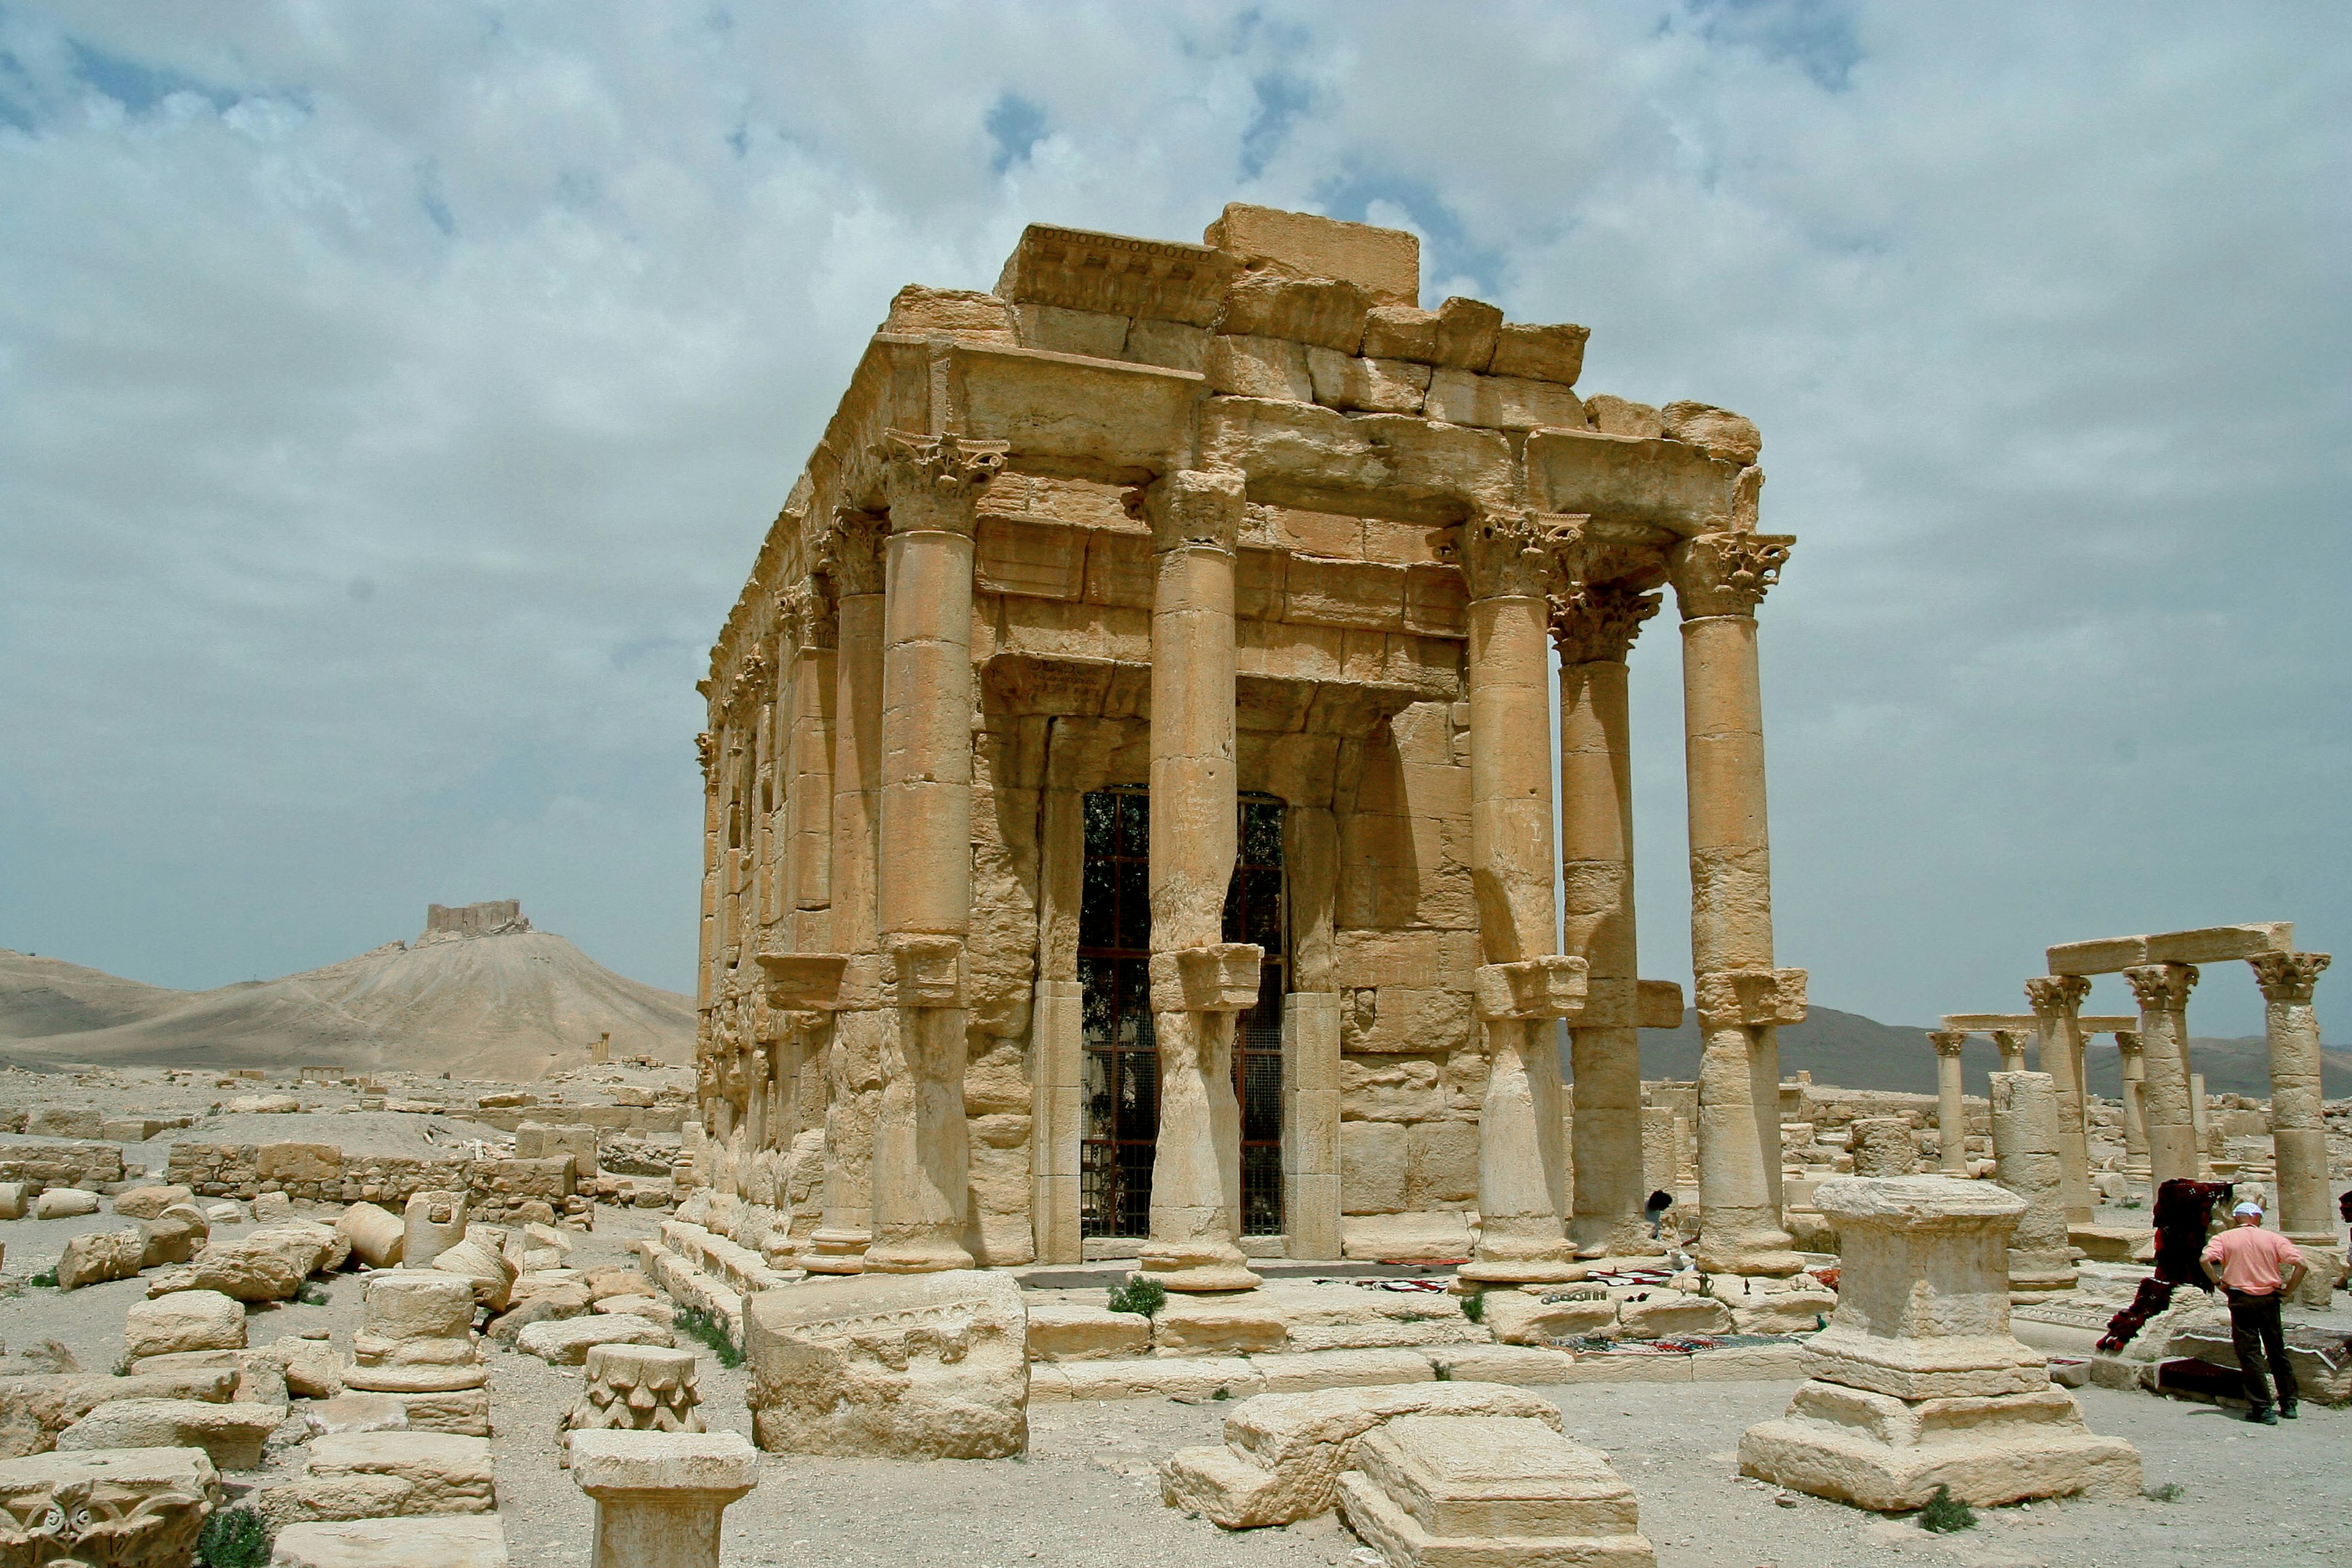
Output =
[{"x1": 2, "y1": 2, "x2": 2345, "y2": 1038}]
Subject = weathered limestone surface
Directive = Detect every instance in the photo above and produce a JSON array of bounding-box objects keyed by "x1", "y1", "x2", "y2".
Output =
[
  {"x1": 569, "y1": 1432, "x2": 758, "y2": 1568},
  {"x1": 56, "y1": 1399, "x2": 280, "y2": 1471},
  {"x1": 1739, "y1": 1177, "x2": 2139, "y2": 1510},
  {"x1": 1337, "y1": 1415, "x2": 1654, "y2": 1568},
  {"x1": 564, "y1": 1346, "x2": 704, "y2": 1438},
  {"x1": 1161, "y1": 1381, "x2": 1564, "y2": 1529},
  {"x1": 1987, "y1": 1072, "x2": 2075, "y2": 1295},
  {"x1": 274, "y1": 1433, "x2": 496, "y2": 1521},
  {"x1": 744, "y1": 1270, "x2": 1027, "y2": 1459},
  {"x1": 0, "y1": 1447, "x2": 219, "y2": 1568},
  {"x1": 270, "y1": 1515, "x2": 509, "y2": 1568}
]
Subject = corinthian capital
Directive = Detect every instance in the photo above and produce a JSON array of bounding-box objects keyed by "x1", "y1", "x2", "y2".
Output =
[
  {"x1": 2249, "y1": 949, "x2": 2330, "y2": 1005},
  {"x1": 1668, "y1": 530, "x2": 1793, "y2": 619},
  {"x1": 775, "y1": 581, "x2": 837, "y2": 652},
  {"x1": 2123, "y1": 963, "x2": 2198, "y2": 1011},
  {"x1": 878, "y1": 430, "x2": 1009, "y2": 535},
  {"x1": 1927, "y1": 1029, "x2": 1968, "y2": 1058},
  {"x1": 1464, "y1": 509, "x2": 1581, "y2": 600},
  {"x1": 1549, "y1": 581, "x2": 1662, "y2": 665},
  {"x1": 2022, "y1": 974, "x2": 2090, "y2": 1018},
  {"x1": 695, "y1": 730, "x2": 717, "y2": 784},
  {"x1": 818, "y1": 507, "x2": 889, "y2": 598},
  {"x1": 1135, "y1": 467, "x2": 1245, "y2": 554},
  {"x1": 726, "y1": 650, "x2": 772, "y2": 714}
]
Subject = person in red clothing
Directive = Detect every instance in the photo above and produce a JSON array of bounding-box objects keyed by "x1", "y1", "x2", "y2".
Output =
[{"x1": 2201, "y1": 1199, "x2": 2307, "y2": 1423}]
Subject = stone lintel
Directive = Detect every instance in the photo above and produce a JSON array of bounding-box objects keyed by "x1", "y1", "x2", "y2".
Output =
[
  {"x1": 752, "y1": 951, "x2": 849, "y2": 1011},
  {"x1": 2048, "y1": 922, "x2": 2291, "y2": 974},
  {"x1": 1473, "y1": 957, "x2": 1589, "y2": 1022},
  {"x1": 883, "y1": 935, "x2": 964, "y2": 1008},
  {"x1": 1635, "y1": 979, "x2": 1684, "y2": 1030},
  {"x1": 1523, "y1": 426, "x2": 1746, "y2": 539},
  {"x1": 1692, "y1": 967, "x2": 1807, "y2": 1030},
  {"x1": 1939, "y1": 1013, "x2": 2036, "y2": 1032},
  {"x1": 1149, "y1": 943, "x2": 1264, "y2": 1013}
]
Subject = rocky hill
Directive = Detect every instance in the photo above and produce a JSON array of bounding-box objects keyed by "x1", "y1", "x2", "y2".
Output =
[{"x1": 0, "y1": 903, "x2": 693, "y2": 1082}]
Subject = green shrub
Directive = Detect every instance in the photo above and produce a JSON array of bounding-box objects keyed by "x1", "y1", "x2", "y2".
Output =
[
  {"x1": 674, "y1": 1306, "x2": 744, "y2": 1370},
  {"x1": 1918, "y1": 1485, "x2": 1975, "y2": 1533},
  {"x1": 295, "y1": 1283, "x2": 330, "y2": 1306},
  {"x1": 197, "y1": 1506, "x2": 271, "y2": 1568},
  {"x1": 1459, "y1": 1291, "x2": 1485, "y2": 1324},
  {"x1": 1107, "y1": 1275, "x2": 1167, "y2": 1319},
  {"x1": 2146, "y1": 1482, "x2": 2184, "y2": 1503},
  {"x1": 27, "y1": 1269, "x2": 55, "y2": 1289}
]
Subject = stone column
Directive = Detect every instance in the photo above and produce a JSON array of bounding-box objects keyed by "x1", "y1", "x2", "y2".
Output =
[
  {"x1": 806, "y1": 511, "x2": 888, "y2": 1275},
  {"x1": 1990, "y1": 1028, "x2": 2029, "y2": 1074},
  {"x1": 1988, "y1": 1071, "x2": 2075, "y2": 1294},
  {"x1": 1460, "y1": 513, "x2": 1588, "y2": 1284},
  {"x1": 2248, "y1": 952, "x2": 2332, "y2": 1245},
  {"x1": 778, "y1": 582, "x2": 837, "y2": 950},
  {"x1": 568, "y1": 1430, "x2": 760, "y2": 1568},
  {"x1": 862, "y1": 432, "x2": 1004, "y2": 1275},
  {"x1": 1139, "y1": 470, "x2": 1261, "y2": 1293},
  {"x1": 2113, "y1": 1031, "x2": 2149, "y2": 1171},
  {"x1": 2189, "y1": 1073, "x2": 2213, "y2": 1177},
  {"x1": 1554, "y1": 578, "x2": 1662, "y2": 1258},
  {"x1": 2022, "y1": 975, "x2": 2094, "y2": 1224},
  {"x1": 1928, "y1": 1030, "x2": 1969, "y2": 1172},
  {"x1": 1670, "y1": 530, "x2": 1804, "y2": 1276},
  {"x1": 2124, "y1": 962, "x2": 2200, "y2": 1189}
]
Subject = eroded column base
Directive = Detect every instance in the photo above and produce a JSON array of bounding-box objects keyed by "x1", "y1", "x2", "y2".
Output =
[
  {"x1": 1460, "y1": 1225, "x2": 1585, "y2": 1284},
  {"x1": 861, "y1": 1231, "x2": 977, "y2": 1275},
  {"x1": 1137, "y1": 1239, "x2": 1260, "y2": 1294},
  {"x1": 800, "y1": 1229, "x2": 870, "y2": 1275},
  {"x1": 1694, "y1": 1218, "x2": 1803, "y2": 1279}
]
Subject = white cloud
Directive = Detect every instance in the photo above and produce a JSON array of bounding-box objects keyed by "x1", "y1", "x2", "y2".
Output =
[{"x1": 1, "y1": 2, "x2": 2343, "y2": 1037}]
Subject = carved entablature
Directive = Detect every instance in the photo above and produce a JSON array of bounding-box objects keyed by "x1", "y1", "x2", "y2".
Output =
[
  {"x1": 695, "y1": 731, "x2": 717, "y2": 785},
  {"x1": 726, "y1": 650, "x2": 773, "y2": 716},
  {"x1": 1464, "y1": 509, "x2": 1582, "y2": 600},
  {"x1": 2249, "y1": 949, "x2": 2330, "y2": 1005},
  {"x1": 878, "y1": 431, "x2": 1009, "y2": 536},
  {"x1": 2122, "y1": 963, "x2": 2199, "y2": 1011},
  {"x1": 1668, "y1": 530, "x2": 1794, "y2": 619},
  {"x1": 2022, "y1": 973, "x2": 2091, "y2": 1019},
  {"x1": 775, "y1": 582, "x2": 837, "y2": 653},
  {"x1": 816, "y1": 506, "x2": 889, "y2": 598}
]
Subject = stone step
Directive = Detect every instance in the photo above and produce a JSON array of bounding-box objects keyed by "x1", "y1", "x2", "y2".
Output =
[{"x1": 270, "y1": 1513, "x2": 509, "y2": 1568}]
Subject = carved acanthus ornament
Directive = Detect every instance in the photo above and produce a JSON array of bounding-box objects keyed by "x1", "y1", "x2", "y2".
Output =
[
  {"x1": 878, "y1": 431, "x2": 1009, "y2": 535},
  {"x1": 2248, "y1": 950, "x2": 2329, "y2": 1005},
  {"x1": 2022, "y1": 974, "x2": 2091, "y2": 1018},
  {"x1": 1668, "y1": 530, "x2": 1794, "y2": 619},
  {"x1": 1548, "y1": 581, "x2": 1662, "y2": 665},
  {"x1": 2122, "y1": 963, "x2": 2199, "y2": 1011},
  {"x1": 818, "y1": 507, "x2": 889, "y2": 598},
  {"x1": 1133, "y1": 467, "x2": 1245, "y2": 553},
  {"x1": 2113, "y1": 1030, "x2": 2142, "y2": 1058},
  {"x1": 775, "y1": 582, "x2": 837, "y2": 652},
  {"x1": 1988, "y1": 1028, "x2": 2032, "y2": 1061},
  {"x1": 1927, "y1": 1029, "x2": 1969, "y2": 1059},
  {"x1": 1464, "y1": 510, "x2": 1582, "y2": 600},
  {"x1": 725, "y1": 651, "x2": 772, "y2": 716},
  {"x1": 695, "y1": 731, "x2": 717, "y2": 785}
]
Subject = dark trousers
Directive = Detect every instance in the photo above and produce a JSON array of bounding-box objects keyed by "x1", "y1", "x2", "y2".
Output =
[{"x1": 2226, "y1": 1289, "x2": 2299, "y2": 1409}]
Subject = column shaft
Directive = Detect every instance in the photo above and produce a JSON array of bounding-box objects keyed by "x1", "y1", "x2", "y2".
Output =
[
  {"x1": 2024, "y1": 976, "x2": 2094, "y2": 1224},
  {"x1": 1140, "y1": 470, "x2": 1258, "y2": 1292},
  {"x1": 2251, "y1": 953, "x2": 2332, "y2": 1242},
  {"x1": 2125, "y1": 963, "x2": 2200, "y2": 1189},
  {"x1": 1929, "y1": 1032, "x2": 1969, "y2": 1172},
  {"x1": 2114, "y1": 1035, "x2": 2149, "y2": 1168}
]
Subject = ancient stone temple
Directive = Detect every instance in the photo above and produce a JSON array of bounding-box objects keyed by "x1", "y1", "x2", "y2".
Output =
[{"x1": 693, "y1": 203, "x2": 1804, "y2": 1287}]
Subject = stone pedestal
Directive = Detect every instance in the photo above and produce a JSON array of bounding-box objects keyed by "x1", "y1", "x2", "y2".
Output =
[
  {"x1": 569, "y1": 1430, "x2": 759, "y2": 1568},
  {"x1": 342, "y1": 1271, "x2": 490, "y2": 1436},
  {"x1": 744, "y1": 1269, "x2": 1027, "y2": 1458},
  {"x1": 1988, "y1": 1071, "x2": 2075, "y2": 1295},
  {"x1": 2022, "y1": 976, "x2": 2094, "y2": 1223},
  {"x1": 1739, "y1": 1177, "x2": 2138, "y2": 1510},
  {"x1": 1338, "y1": 1415, "x2": 1655, "y2": 1568},
  {"x1": 2125, "y1": 963, "x2": 2199, "y2": 1189},
  {"x1": 1928, "y1": 1031, "x2": 1968, "y2": 1172}
]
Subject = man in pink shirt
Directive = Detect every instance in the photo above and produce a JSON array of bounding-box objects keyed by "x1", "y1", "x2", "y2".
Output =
[{"x1": 2201, "y1": 1199, "x2": 2307, "y2": 1423}]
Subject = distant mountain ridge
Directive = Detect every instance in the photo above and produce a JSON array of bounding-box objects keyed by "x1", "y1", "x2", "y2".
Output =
[{"x1": 0, "y1": 903, "x2": 692, "y2": 1082}]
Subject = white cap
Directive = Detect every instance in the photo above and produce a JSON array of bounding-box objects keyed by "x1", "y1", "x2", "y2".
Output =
[{"x1": 2233, "y1": 1200, "x2": 2263, "y2": 1218}]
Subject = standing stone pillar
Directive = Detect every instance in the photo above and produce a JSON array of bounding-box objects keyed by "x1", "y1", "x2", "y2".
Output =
[
  {"x1": 862, "y1": 432, "x2": 1005, "y2": 1275},
  {"x1": 2113, "y1": 1031, "x2": 2149, "y2": 1172},
  {"x1": 1991, "y1": 1029, "x2": 2029, "y2": 1074},
  {"x1": 2189, "y1": 1074, "x2": 2215, "y2": 1176},
  {"x1": 1669, "y1": 530, "x2": 1804, "y2": 1276},
  {"x1": 568, "y1": 1430, "x2": 760, "y2": 1568},
  {"x1": 1139, "y1": 470, "x2": 1261, "y2": 1294},
  {"x1": 2123, "y1": 963, "x2": 2199, "y2": 1189},
  {"x1": 2248, "y1": 952, "x2": 2332, "y2": 1250},
  {"x1": 807, "y1": 511, "x2": 888, "y2": 1275},
  {"x1": 1460, "y1": 513, "x2": 1588, "y2": 1284},
  {"x1": 1988, "y1": 1071, "x2": 2075, "y2": 1295},
  {"x1": 2022, "y1": 975, "x2": 2095, "y2": 1224},
  {"x1": 1554, "y1": 578, "x2": 1662, "y2": 1257},
  {"x1": 1928, "y1": 1031, "x2": 1969, "y2": 1172}
]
